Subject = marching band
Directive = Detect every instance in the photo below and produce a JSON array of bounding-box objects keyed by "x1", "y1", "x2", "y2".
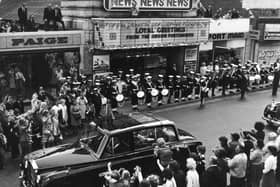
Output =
[{"x1": 45, "y1": 61, "x2": 274, "y2": 113}]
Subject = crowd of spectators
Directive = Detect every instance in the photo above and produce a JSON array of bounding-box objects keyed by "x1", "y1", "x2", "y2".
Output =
[
  {"x1": 197, "y1": 4, "x2": 242, "y2": 19},
  {"x1": 0, "y1": 2, "x2": 65, "y2": 33},
  {"x1": 99, "y1": 122, "x2": 280, "y2": 187}
]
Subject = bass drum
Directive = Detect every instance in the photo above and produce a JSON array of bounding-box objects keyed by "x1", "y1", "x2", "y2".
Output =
[
  {"x1": 116, "y1": 94, "x2": 125, "y2": 107},
  {"x1": 161, "y1": 89, "x2": 169, "y2": 104},
  {"x1": 151, "y1": 89, "x2": 159, "y2": 103},
  {"x1": 137, "y1": 91, "x2": 145, "y2": 105}
]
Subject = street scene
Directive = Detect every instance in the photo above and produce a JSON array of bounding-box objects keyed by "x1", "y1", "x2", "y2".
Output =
[{"x1": 1, "y1": 0, "x2": 280, "y2": 187}]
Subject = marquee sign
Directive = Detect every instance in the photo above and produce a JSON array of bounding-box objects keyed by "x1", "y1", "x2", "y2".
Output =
[
  {"x1": 0, "y1": 31, "x2": 83, "y2": 50},
  {"x1": 104, "y1": 0, "x2": 195, "y2": 11},
  {"x1": 93, "y1": 18, "x2": 210, "y2": 49},
  {"x1": 208, "y1": 32, "x2": 246, "y2": 41},
  {"x1": 264, "y1": 24, "x2": 280, "y2": 40},
  {"x1": 11, "y1": 37, "x2": 68, "y2": 46}
]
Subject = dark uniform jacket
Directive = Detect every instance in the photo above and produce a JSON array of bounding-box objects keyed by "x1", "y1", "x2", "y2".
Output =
[
  {"x1": 54, "y1": 8, "x2": 63, "y2": 21},
  {"x1": 43, "y1": 7, "x2": 55, "y2": 21},
  {"x1": 18, "y1": 7, "x2": 28, "y2": 22}
]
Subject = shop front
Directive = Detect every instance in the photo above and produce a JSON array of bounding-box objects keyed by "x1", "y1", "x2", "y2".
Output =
[
  {"x1": 255, "y1": 22, "x2": 280, "y2": 66},
  {"x1": 199, "y1": 18, "x2": 250, "y2": 67},
  {"x1": 0, "y1": 31, "x2": 84, "y2": 97},
  {"x1": 92, "y1": 18, "x2": 209, "y2": 76}
]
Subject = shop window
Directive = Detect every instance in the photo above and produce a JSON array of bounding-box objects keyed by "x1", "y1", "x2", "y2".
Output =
[{"x1": 109, "y1": 33, "x2": 117, "y2": 40}]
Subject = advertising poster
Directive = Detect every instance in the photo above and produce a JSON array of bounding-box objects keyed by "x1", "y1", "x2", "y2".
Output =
[
  {"x1": 93, "y1": 55, "x2": 110, "y2": 73},
  {"x1": 184, "y1": 47, "x2": 198, "y2": 72}
]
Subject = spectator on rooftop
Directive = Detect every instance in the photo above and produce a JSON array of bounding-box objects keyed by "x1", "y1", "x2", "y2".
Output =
[
  {"x1": 214, "y1": 8, "x2": 223, "y2": 19},
  {"x1": 25, "y1": 15, "x2": 37, "y2": 31},
  {"x1": 54, "y1": 4, "x2": 65, "y2": 30},
  {"x1": 204, "y1": 5, "x2": 213, "y2": 18},
  {"x1": 43, "y1": 3, "x2": 55, "y2": 30},
  {"x1": 231, "y1": 8, "x2": 240, "y2": 19},
  {"x1": 17, "y1": 3, "x2": 28, "y2": 31}
]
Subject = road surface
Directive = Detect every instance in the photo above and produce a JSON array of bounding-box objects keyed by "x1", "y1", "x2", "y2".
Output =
[
  {"x1": 154, "y1": 90, "x2": 274, "y2": 160},
  {"x1": 0, "y1": 89, "x2": 275, "y2": 187}
]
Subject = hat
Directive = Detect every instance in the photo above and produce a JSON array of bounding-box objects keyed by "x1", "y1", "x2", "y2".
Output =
[
  {"x1": 168, "y1": 75, "x2": 174, "y2": 79},
  {"x1": 190, "y1": 71, "x2": 195, "y2": 74},
  {"x1": 106, "y1": 76, "x2": 112, "y2": 80},
  {"x1": 125, "y1": 74, "x2": 130, "y2": 77},
  {"x1": 268, "y1": 132, "x2": 277, "y2": 140},
  {"x1": 144, "y1": 73, "x2": 150, "y2": 76},
  {"x1": 176, "y1": 75, "x2": 181, "y2": 79},
  {"x1": 158, "y1": 74, "x2": 164, "y2": 78},
  {"x1": 129, "y1": 69, "x2": 134, "y2": 72},
  {"x1": 93, "y1": 87, "x2": 98, "y2": 91},
  {"x1": 118, "y1": 70, "x2": 123, "y2": 74},
  {"x1": 147, "y1": 75, "x2": 152, "y2": 79}
]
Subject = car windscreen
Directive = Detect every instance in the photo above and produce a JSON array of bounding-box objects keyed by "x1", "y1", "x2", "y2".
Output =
[{"x1": 81, "y1": 132, "x2": 105, "y2": 153}]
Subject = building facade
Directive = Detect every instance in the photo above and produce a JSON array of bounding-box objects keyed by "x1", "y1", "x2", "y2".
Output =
[{"x1": 61, "y1": 0, "x2": 210, "y2": 76}]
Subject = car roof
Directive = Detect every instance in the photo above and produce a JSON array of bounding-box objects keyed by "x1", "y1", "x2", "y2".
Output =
[
  {"x1": 109, "y1": 120, "x2": 176, "y2": 135},
  {"x1": 97, "y1": 112, "x2": 176, "y2": 135}
]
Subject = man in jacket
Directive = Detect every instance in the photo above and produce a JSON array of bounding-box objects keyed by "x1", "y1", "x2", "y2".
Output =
[
  {"x1": 53, "y1": 4, "x2": 65, "y2": 30},
  {"x1": 18, "y1": 3, "x2": 28, "y2": 31},
  {"x1": 43, "y1": 4, "x2": 55, "y2": 30}
]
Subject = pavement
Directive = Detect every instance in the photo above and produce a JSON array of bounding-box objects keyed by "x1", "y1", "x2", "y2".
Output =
[{"x1": 0, "y1": 84, "x2": 276, "y2": 187}]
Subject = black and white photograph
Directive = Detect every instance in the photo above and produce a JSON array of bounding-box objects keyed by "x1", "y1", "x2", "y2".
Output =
[{"x1": 1, "y1": 0, "x2": 280, "y2": 187}]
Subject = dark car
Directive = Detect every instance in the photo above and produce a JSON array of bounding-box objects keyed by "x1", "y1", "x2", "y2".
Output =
[
  {"x1": 263, "y1": 100, "x2": 280, "y2": 127},
  {"x1": 20, "y1": 112, "x2": 202, "y2": 187}
]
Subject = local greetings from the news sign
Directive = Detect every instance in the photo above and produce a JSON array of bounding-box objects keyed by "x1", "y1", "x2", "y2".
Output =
[
  {"x1": 95, "y1": 19, "x2": 209, "y2": 48},
  {"x1": 110, "y1": 0, "x2": 191, "y2": 9}
]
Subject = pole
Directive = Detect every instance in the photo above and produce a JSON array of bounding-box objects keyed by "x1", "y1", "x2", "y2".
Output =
[{"x1": 212, "y1": 46, "x2": 215, "y2": 71}]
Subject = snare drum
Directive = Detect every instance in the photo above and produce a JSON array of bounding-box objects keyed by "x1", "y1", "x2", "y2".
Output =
[
  {"x1": 161, "y1": 89, "x2": 169, "y2": 104},
  {"x1": 268, "y1": 75, "x2": 274, "y2": 81},
  {"x1": 137, "y1": 91, "x2": 145, "y2": 105},
  {"x1": 151, "y1": 89, "x2": 159, "y2": 103},
  {"x1": 255, "y1": 74, "x2": 261, "y2": 81},
  {"x1": 151, "y1": 89, "x2": 159, "y2": 97},
  {"x1": 116, "y1": 94, "x2": 125, "y2": 107},
  {"x1": 161, "y1": 89, "x2": 169, "y2": 96}
]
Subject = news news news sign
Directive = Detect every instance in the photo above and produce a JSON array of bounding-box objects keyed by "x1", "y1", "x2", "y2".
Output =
[
  {"x1": 93, "y1": 18, "x2": 209, "y2": 49},
  {"x1": 104, "y1": 0, "x2": 193, "y2": 11}
]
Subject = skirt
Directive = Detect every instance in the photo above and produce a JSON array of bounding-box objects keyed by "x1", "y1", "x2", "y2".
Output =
[
  {"x1": 261, "y1": 170, "x2": 276, "y2": 187},
  {"x1": 249, "y1": 163, "x2": 263, "y2": 187}
]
